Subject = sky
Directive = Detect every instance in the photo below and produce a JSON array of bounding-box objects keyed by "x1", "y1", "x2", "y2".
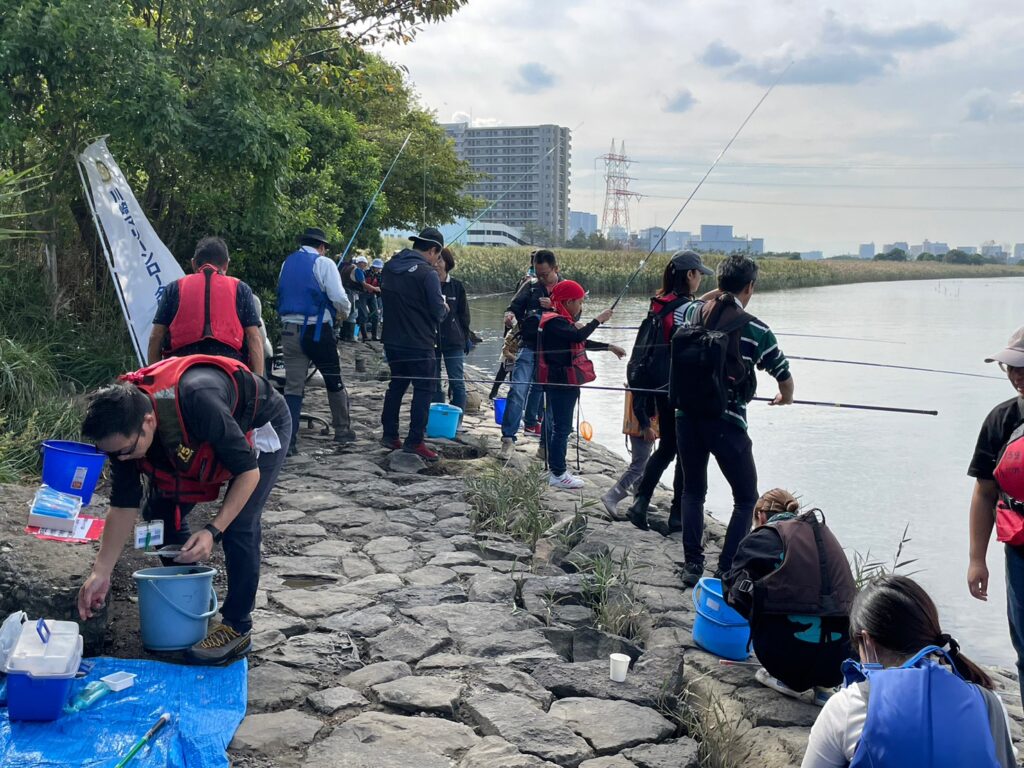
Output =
[{"x1": 378, "y1": 0, "x2": 1024, "y2": 256}]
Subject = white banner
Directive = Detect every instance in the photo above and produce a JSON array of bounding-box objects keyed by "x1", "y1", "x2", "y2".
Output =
[{"x1": 77, "y1": 138, "x2": 184, "y2": 364}]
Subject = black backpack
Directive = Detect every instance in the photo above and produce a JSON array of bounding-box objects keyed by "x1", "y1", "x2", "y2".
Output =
[
  {"x1": 626, "y1": 295, "x2": 689, "y2": 392},
  {"x1": 670, "y1": 297, "x2": 755, "y2": 419}
]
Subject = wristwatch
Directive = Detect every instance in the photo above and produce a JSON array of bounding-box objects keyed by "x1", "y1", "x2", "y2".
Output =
[{"x1": 203, "y1": 523, "x2": 224, "y2": 544}]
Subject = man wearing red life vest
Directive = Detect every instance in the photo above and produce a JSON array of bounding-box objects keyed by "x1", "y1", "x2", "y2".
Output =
[
  {"x1": 967, "y1": 327, "x2": 1024, "y2": 703},
  {"x1": 148, "y1": 236, "x2": 264, "y2": 373},
  {"x1": 76, "y1": 354, "x2": 290, "y2": 663}
]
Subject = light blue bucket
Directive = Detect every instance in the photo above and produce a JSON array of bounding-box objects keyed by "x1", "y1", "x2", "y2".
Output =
[
  {"x1": 427, "y1": 404, "x2": 462, "y2": 439},
  {"x1": 692, "y1": 577, "x2": 751, "y2": 661},
  {"x1": 40, "y1": 440, "x2": 107, "y2": 506},
  {"x1": 133, "y1": 566, "x2": 219, "y2": 651}
]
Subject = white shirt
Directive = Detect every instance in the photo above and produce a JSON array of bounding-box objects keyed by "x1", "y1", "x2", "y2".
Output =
[{"x1": 279, "y1": 246, "x2": 350, "y2": 326}]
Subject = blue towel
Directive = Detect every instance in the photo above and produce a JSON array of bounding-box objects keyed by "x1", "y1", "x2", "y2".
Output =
[{"x1": 0, "y1": 656, "x2": 247, "y2": 767}]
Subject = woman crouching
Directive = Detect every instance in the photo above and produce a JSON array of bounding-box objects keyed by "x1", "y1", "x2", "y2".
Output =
[{"x1": 536, "y1": 280, "x2": 625, "y2": 490}]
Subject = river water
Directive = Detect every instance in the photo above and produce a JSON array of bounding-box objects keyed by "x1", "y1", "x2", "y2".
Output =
[{"x1": 464, "y1": 276, "x2": 1024, "y2": 666}]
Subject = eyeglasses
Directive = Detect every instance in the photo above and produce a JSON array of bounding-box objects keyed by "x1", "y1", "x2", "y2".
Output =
[
  {"x1": 999, "y1": 363, "x2": 1022, "y2": 374},
  {"x1": 106, "y1": 431, "x2": 142, "y2": 458}
]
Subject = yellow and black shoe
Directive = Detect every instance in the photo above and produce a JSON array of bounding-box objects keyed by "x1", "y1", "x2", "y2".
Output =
[{"x1": 188, "y1": 623, "x2": 251, "y2": 665}]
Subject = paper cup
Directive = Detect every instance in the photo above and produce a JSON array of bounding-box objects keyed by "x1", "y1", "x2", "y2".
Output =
[{"x1": 609, "y1": 653, "x2": 630, "y2": 682}]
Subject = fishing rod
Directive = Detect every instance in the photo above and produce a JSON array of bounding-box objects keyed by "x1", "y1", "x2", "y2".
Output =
[
  {"x1": 337, "y1": 131, "x2": 413, "y2": 267},
  {"x1": 608, "y1": 62, "x2": 792, "y2": 311},
  {"x1": 598, "y1": 326, "x2": 905, "y2": 344},
  {"x1": 788, "y1": 355, "x2": 1003, "y2": 381},
  {"x1": 751, "y1": 396, "x2": 936, "y2": 416}
]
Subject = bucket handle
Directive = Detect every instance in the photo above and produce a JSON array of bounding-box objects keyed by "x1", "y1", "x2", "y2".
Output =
[{"x1": 149, "y1": 580, "x2": 219, "y2": 622}]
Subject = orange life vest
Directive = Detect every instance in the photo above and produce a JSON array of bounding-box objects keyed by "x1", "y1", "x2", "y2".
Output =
[
  {"x1": 166, "y1": 265, "x2": 244, "y2": 354},
  {"x1": 119, "y1": 355, "x2": 258, "y2": 508}
]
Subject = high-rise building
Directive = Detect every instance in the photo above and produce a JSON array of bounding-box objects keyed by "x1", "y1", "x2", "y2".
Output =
[
  {"x1": 1014, "y1": 243, "x2": 1024, "y2": 262},
  {"x1": 690, "y1": 224, "x2": 764, "y2": 254},
  {"x1": 858, "y1": 243, "x2": 875, "y2": 259},
  {"x1": 568, "y1": 210, "x2": 598, "y2": 237},
  {"x1": 443, "y1": 122, "x2": 571, "y2": 241}
]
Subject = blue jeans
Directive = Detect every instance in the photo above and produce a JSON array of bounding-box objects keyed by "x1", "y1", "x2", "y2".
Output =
[
  {"x1": 501, "y1": 347, "x2": 542, "y2": 439},
  {"x1": 542, "y1": 386, "x2": 579, "y2": 477},
  {"x1": 676, "y1": 413, "x2": 758, "y2": 572},
  {"x1": 433, "y1": 348, "x2": 467, "y2": 412},
  {"x1": 1006, "y1": 544, "x2": 1024, "y2": 702}
]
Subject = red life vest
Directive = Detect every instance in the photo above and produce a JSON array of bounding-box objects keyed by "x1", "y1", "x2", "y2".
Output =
[
  {"x1": 166, "y1": 265, "x2": 244, "y2": 355},
  {"x1": 651, "y1": 292, "x2": 681, "y2": 342},
  {"x1": 995, "y1": 422, "x2": 1024, "y2": 545},
  {"x1": 119, "y1": 355, "x2": 258, "y2": 509},
  {"x1": 536, "y1": 312, "x2": 596, "y2": 386}
]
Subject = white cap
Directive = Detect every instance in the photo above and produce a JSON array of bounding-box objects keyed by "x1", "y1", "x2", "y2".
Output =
[{"x1": 985, "y1": 327, "x2": 1024, "y2": 368}]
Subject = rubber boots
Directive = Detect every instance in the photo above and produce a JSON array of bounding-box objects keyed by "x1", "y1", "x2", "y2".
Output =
[
  {"x1": 627, "y1": 495, "x2": 651, "y2": 531},
  {"x1": 328, "y1": 388, "x2": 356, "y2": 443},
  {"x1": 284, "y1": 394, "x2": 303, "y2": 455},
  {"x1": 601, "y1": 484, "x2": 628, "y2": 517}
]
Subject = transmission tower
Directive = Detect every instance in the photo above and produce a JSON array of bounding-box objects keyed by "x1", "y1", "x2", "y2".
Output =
[{"x1": 600, "y1": 139, "x2": 638, "y2": 237}]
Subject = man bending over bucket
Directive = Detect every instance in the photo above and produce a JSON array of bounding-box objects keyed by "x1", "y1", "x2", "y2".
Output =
[{"x1": 77, "y1": 354, "x2": 290, "y2": 663}]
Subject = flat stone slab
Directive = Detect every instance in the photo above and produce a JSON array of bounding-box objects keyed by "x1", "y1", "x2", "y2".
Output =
[
  {"x1": 318, "y1": 605, "x2": 396, "y2": 638},
  {"x1": 327, "y1": 711, "x2": 480, "y2": 759},
  {"x1": 270, "y1": 586, "x2": 373, "y2": 618},
  {"x1": 247, "y1": 661, "x2": 317, "y2": 712},
  {"x1": 458, "y1": 736, "x2": 563, "y2": 768},
  {"x1": 622, "y1": 737, "x2": 700, "y2": 768},
  {"x1": 549, "y1": 697, "x2": 675, "y2": 754},
  {"x1": 473, "y1": 666, "x2": 554, "y2": 709},
  {"x1": 341, "y1": 660, "x2": 413, "y2": 691},
  {"x1": 372, "y1": 674, "x2": 465, "y2": 715},
  {"x1": 230, "y1": 709, "x2": 322, "y2": 755},
  {"x1": 404, "y1": 602, "x2": 541, "y2": 642},
  {"x1": 305, "y1": 735, "x2": 452, "y2": 768},
  {"x1": 578, "y1": 758, "x2": 637, "y2": 768},
  {"x1": 368, "y1": 624, "x2": 452, "y2": 663},
  {"x1": 572, "y1": 627, "x2": 642, "y2": 664},
  {"x1": 531, "y1": 658, "x2": 685, "y2": 709},
  {"x1": 308, "y1": 685, "x2": 370, "y2": 715},
  {"x1": 339, "y1": 572, "x2": 405, "y2": 595},
  {"x1": 463, "y1": 690, "x2": 594, "y2": 767},
  {"x1": 467, "y1": 573, "x2": 517, "y2": 603},
  {"x1": 256, "y1": 631, "x2": 360, "y2": 672},
  {"x1": 364, "y1": 535, "x2": 412, "y2": 556},
  {"x1": 406, "y1": 565, "x2": 460, "y2": 586},
  {"x1": 284, "y1": 490, "x2": 350, "y2": 512}
]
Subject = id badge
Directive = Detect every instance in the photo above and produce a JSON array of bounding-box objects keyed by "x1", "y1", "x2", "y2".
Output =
[{"x1": 134, "y1": 521, "x2": 164, "y2": 549}]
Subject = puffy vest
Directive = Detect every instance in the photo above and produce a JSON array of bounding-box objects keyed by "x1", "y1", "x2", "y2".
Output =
[
  {"x1": 120, "y1": 355, "x2": 258, "y2": 508},
  {"x1": 277, "y1": 249, "x2": 335, "y2": 332},
  {"x1": 166, "y1": 265, "x2": 244, "y2": 355},
  {"x1": 994, "y1": 417, "x2": 1024, "y2": 545},
  {"x1": 536, "y1": 312, "x2": 596, "y2": 386},
  {"x1": 340, "y1": 262, "x2": 360, "y2": 291},
  {"x1": 753, "y1": 510, "x2": 856, "y2": 618},
  {"x1": 845, "y1": 647, "x2": 1002, "y2": 768}
]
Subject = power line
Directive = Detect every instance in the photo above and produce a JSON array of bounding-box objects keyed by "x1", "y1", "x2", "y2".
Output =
[
  {"x1": 631, "y1": 177, "x2": 1024, "y2": 192},
  {"x1": 635, "y1": 194, "x2": 1024, "y2": 214},
  {"x1": 626, "y1": 158, "x2": 1024, "y2": 171}
]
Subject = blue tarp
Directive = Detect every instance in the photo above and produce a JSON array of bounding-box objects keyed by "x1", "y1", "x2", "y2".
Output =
[{"x1": 0, "y1": 656, "x2": 247, "y2": 768}]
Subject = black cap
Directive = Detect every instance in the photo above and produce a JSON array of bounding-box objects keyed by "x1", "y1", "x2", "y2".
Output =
[
  {"x1": 409, "y1": 227, "x2": 444, "y2": 250},
  {"x1": 671, "y1": 249, "x2": 713, "y2": 275},
  {"x1": 300, "y1": 227, "x2": 330, "y2": 247}
]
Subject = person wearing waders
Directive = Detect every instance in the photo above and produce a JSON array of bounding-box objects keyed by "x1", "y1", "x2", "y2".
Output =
[
  {"x1": 802, "y1": 575, "x2": 1016, "y2": 768},
  {"x1": 379, "y1": 227, "x2": 448, "y2": 462},
  {"x1": 148, "y1": 236, "x2": 265, "y2": 374},
  {"x1": 277, "y1": 227, "x2": 354, "y2": 454},
  {"x1": 77, "y1": 355, "x2": 290, "y2": 663},
  {"x1": 622, "y1": 250, "x2": 714, "y2": 534},
  {"x1": 967, "y1": 326, "x2": 1024, "y2": 705},
  {"x1": 670, "y1": 254, "x2": 794, "y2": 587}
]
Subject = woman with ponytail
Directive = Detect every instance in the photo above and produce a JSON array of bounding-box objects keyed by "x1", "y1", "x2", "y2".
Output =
[{"x1": 802, "y1": 574, "x2": 1016, "y2": 767}]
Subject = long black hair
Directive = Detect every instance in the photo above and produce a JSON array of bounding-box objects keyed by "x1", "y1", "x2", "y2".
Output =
[
  {"x1": 850, "y1": 575, "x2": 992, "y2": 689},
  {"x1": 657, "y1": 261, "x2": 694, "y2": 299}
]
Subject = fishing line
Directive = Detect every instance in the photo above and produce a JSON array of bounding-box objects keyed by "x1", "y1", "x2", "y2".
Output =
[
  {"x1": 788, "y1": 355, "x2": 1003, "y2": 380},
  {"x1": 608, "y1": 62, "x2": 792, "y2": 311},
  {"x1": 598, "y1": 326, "x2": 905, "y2": 344},
  {"x1": 337, "y1": 131, "x2": 413, "y2": 266}
]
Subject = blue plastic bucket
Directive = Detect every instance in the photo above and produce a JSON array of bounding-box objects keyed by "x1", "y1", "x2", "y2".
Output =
[
  {"x1": 692, "y1": 577, "x2": 751, "y2": 661},
  {"x1": 494, "y1": 397, "x2": 507, "y2": 425},
  {"x1": 40, "y1": 440, "x2": 107, "y2": 506},
  {"x1": 427, "y1": 403, "x2": 462, "y2": 439},
  {"x1": 133, "y1": 566, "x2": 219, "y2": 651}
]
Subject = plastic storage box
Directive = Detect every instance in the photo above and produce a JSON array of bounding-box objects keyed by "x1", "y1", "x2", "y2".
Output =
[
  {"x1": 4, "y1": 619, "x2": 83, "y2": 721},
  {"x1": 27, "y1": 485, "x2": 83, "y2": 533}
]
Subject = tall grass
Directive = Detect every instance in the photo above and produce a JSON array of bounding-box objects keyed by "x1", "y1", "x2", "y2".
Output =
[{"x1": 465, "y1": 462, "x2": 553, "y2": 548}]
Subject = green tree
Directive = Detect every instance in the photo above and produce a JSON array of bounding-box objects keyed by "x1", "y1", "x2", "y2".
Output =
[
  {"x1": 874, "y1": 248, "x2": 907, "y2": 262},
  {"x1": 566, "y1": 229, "x2": 589, "y2": 249}
]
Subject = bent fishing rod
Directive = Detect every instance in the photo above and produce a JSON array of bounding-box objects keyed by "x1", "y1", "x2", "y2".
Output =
[
  {"x1": 609, "y1": 63, "x2": 792, "y2": 311},
  {"x1": 336, "y1": 131, "x2": 413, "y2": 267}
]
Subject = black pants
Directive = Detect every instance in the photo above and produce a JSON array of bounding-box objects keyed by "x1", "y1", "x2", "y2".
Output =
[
  {"x1": 676, "y1": 412, "x2": 758, "y2": 572},
  {"x1": 633, "y1": 395, "x2": 682, "y2": 523},
  {"x1": 752, "y1": 615, "x2": 852, "y2": 691},
  {"x1": 382, "y1": 345, "x2": 434, "y2": 448},
  {"x1": 144, "y1": 394, "x2": 291, "y2": 635}
]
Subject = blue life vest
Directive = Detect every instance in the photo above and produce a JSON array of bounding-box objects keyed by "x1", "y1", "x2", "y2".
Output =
[
  {"x1": 277, "y1": 248, "x2": 335, "y2": 339},
  {"x1": 846, "y1": 645, "x2": 1001, "y2": 768}
]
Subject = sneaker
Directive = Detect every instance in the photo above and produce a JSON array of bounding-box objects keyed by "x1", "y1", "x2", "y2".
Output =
[
  {"x1": 380, "y1": 436, "x2": 402, "y2": 450},
  {"x1": 549, "y1": 472, "x2": 585, "y2": 490},
  {"x1": 755, "y1": 667, "x2": 819, "y2": 705},
  {"x1": 188, "y1": 623, "x2": 251, "y2": 664},
  {"x1": 680, "y1": 561, "x2": 704, "y2": 588},
  {"x1": 404, "y1": 443, "x2": 439, "y2": 462},
  {"x1": 334, "y1": 429, "x2": 357, "y2": 444},
  {"x1": 498, "y1": 437, "x2": 515, "y2": 460},
  {"x1": 523, "y1": 424, "x2": 542, "y2": 437}
]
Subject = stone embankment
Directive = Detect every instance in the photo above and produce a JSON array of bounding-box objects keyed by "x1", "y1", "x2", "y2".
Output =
[{"x1": 11, "y1": 340, "x2": 1024, "y2": 767}]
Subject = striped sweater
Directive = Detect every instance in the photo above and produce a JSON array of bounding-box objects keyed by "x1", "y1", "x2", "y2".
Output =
[{"x1": 680, "y1": 297, "x2": 791, "y2": 430}]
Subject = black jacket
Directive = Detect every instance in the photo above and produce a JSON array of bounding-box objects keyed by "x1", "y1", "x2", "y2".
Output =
[
  {"x1": 507, "y1": 278, "x2": 558, "y2": 350},
  {"x1": 438, "y1": 277, "x2": 470, "y2": 351},
  {"x1": 381, "y1": 248, "x2": 447, "y2": 351}
]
